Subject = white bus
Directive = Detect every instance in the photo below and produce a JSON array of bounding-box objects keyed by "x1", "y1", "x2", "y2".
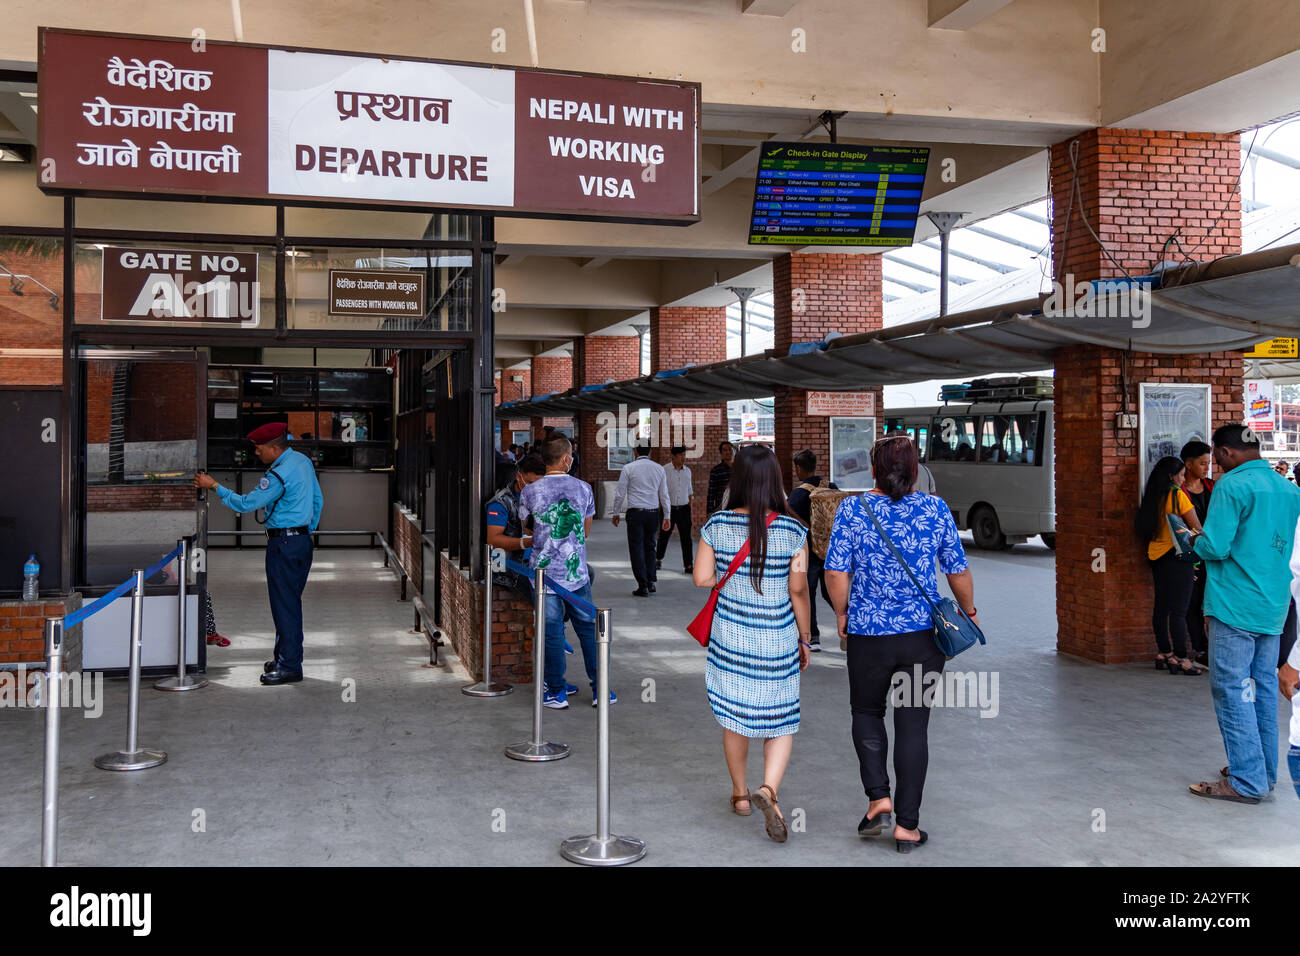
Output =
[{"x1": 883, "y1": 400, "x2": 1055, "y2": 550}]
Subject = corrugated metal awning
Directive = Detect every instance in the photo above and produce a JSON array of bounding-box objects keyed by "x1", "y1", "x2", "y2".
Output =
[{"x1": 498, "y1": 243, "x2": 1300, "y2": 417}]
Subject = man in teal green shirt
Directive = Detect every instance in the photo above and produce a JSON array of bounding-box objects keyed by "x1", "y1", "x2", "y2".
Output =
[{"x1": 1188, "y1": 424, "x2": 1300, "y2": 803}]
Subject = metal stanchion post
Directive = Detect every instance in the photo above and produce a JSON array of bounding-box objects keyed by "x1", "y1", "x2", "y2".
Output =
[
  {"x1": 41, "y1": 618, "x2": 63, "y2": 867},
  {"x1": 95, "y1": 569, "x2": 167, "y2": 771},
  {"x1": 156, "y1": 537, "x2": 206, "y2": 692},
  {"x1": 561, "y1": 608, "x2": 646, "y2": 865},
  {"x1": 505, "y1": 566, "x2": 569, "y2": 761},
  {"x1": 463, "y1": 544, "x2": 512, "y2": 697}
]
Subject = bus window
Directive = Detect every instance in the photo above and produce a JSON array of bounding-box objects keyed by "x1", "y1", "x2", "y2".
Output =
[
  {"x1": 983, "y1": 414, "x2": 1041, "y2": 464},
  {"x1": 915, "y1": 426, "x2": 928, "y2": 459},
  {"x1": 928, "y1": 416, "x2": 977, "y2": 462}
]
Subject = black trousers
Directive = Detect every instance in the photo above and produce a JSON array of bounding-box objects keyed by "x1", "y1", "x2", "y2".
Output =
[
  {"x1": 807, "y1": 553, "x2": 833, "y2": 637},
  {"x1": 626, "y1": 508, "x2": 661, "y2": 589},
  {"x1": 847, "y1": 628, "x2": 944, "y2": 831},
  {"x1": 656, "y1": 504, "x2": 693, "y2": 568},
  {"x1": 1149, "y1": 551, "x2": 1194, "y2": 658}
]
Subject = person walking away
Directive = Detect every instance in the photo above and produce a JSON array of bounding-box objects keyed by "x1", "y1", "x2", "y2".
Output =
[
  {"x1": 1180, "y1": 440, "x2": 1215, "y2": 666},
  {"x1": 519, "y1": 435, "x2": 612, "y2": 710},
  {"x1": 194, "y1": 422, "x2": 323, "y2": 685},
  {"x1": 707, "y1": 441, "x2": 735, "y2": 514},
  {"x1": 611, "y1": 443, "x2": 671, "y2": 596},
  {"x1": 824, "y1": 434, "x2": 976, "y2": 852},
  {"x1": 657, "y1": 445, "x2": 694, "y2": 572},
  {"x1": 1187, "y1": 425, "x2": 1300, "y2": 802},
  {"x1": 1137, "y1": 455, "x2": 1205, "y2": 675},
  {"x1": 694, "y1": 444, "x2": 811, "y2": 843},
  {"x1": 787, "y1": 448, "x2": 838, "y2": 651}
]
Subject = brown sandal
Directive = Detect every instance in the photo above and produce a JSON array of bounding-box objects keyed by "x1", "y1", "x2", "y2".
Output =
[
  {"x1": 751, "y1": 784, "x2": 788, "y2": 843},
  {"x1": 730, "y1": 790, "x2": 752, "y2": 816},
  {"x1": 1189, "y1": 778, "x2": 1261, "y2": 804}
]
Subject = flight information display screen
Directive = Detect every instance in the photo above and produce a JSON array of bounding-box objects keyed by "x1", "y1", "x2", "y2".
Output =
[{"x1": 748, "y1": 143, "x2": 930, "y2": 246}]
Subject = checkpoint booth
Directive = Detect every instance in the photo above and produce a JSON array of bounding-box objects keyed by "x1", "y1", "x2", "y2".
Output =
[{"x1": 8, "y1": 27, "x2": 700, "y2": 679}]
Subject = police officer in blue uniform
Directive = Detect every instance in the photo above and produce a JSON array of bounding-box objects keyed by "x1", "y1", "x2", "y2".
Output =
[{"x1": 195, "y1": 422, "x2": 324, "y2": 685}]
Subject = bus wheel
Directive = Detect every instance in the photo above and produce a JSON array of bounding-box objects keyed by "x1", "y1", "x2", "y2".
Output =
[
  {"x1": 1040, "y1": 533, "x2": 1057, "y2": 550},
  {"x1": 970, "y1": 506, "x2": 1008, "y2": 550}
]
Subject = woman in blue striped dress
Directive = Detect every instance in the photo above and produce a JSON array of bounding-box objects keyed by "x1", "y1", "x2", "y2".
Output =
[{"x1": 694, "y1": 445, "x2": 812, "y2": 843}]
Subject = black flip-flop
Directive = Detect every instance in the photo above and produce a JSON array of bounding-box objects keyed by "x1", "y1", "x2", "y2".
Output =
[{"x1": 857, "y1": 810, "x2": 891, "y2": 838}]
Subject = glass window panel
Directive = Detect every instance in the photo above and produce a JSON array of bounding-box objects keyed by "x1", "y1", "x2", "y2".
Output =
[
  {"x1": 319, "y1": 369, "x2": 392, "y2": 404},
  {"x1": 285, "y1": 246, "x2": 472, "y2": 332},
  {"x1": 928, "y1": 416, "x2": 977, "y2": 462}
]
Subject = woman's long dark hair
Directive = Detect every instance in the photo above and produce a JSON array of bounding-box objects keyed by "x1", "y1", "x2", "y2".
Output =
[
  {"x1": 726, "y1": 445, "x2": 790, "y2": 593},
  {"x1": 1136, "y1": 456, "x2": 1186, "y2": 540}
]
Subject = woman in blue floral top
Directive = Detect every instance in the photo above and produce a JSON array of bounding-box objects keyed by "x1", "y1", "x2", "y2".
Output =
[{"x1": 825, "y1": 435, "x2": 977, "y2": 853}]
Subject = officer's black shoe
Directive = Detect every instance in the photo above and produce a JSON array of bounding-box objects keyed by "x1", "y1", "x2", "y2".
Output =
[
  {"x1": 647, "y1": 583, "x2": 656, "y2": 593},
  {"x1": 260, "y1": 668, "x2": 303, "y2": 685},
  {"x1": 263, "y1": 660, "x2": 277, "y2": 674},
  {"x1": 632, "y1": 588, "x2": 648, "y2": 597}
]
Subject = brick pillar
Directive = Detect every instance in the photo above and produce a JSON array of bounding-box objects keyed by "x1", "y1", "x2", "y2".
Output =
[
  {"x1": 529, "y1": 354, "x2": 573, "y2": 437},
  {"x1": 1050, "y1": 128, "x2": 1242, "y2": 663},
  {"x1": 771, "y1": 253, "x2": 884, "y2": 489},
  {"x1": 650, "y1": 306, "x2": 729, "y2": 529},
  {"x1": 574, "y1": 334, "x2": 641, "y2": 488}
]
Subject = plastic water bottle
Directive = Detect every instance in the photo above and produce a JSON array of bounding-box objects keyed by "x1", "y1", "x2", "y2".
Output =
[{"x1": 22, "y1": 555, "x2": 39, "y2": 602}]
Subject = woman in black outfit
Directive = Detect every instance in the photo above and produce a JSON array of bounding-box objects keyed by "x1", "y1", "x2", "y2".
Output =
[
  {"x1": 824, "y1": 436, "x2": 977, "y2": 852},
  {"x1": 1179, "y1": 441, "x2": 1214, "y2": 668},
  {"x1": 1137, "y1": 456, "x2": 1204, "y2": 675}
]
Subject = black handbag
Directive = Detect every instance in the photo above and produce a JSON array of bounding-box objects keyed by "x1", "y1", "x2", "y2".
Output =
[{"x1": 861, "y1": 496, "x2": 986, "y2": 658}]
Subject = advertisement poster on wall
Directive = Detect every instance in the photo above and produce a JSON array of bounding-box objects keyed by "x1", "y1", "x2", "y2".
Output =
[
  {"x1": 1138, "y1": 383, "x2": 1211, "y2": 497},
  {"x1": 829, "y1": 417, "x2": 877, "y2": 491},
  {"x1": 1244, "y1": 379, "x2": 1275, "y2": 433}
]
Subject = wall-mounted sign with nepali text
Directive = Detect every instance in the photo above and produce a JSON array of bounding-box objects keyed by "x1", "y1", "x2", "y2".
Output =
[{"x1": 38, "y1": 28, "x2": 699, "y2": 224}]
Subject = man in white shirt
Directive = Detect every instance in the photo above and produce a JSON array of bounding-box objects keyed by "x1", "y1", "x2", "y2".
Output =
[
  {"x1": 656, "y1": 445, "x2": 694, "y2": 573},
  {"x1": 611, "y1": 443, "x2": 672, "y2": 596}
]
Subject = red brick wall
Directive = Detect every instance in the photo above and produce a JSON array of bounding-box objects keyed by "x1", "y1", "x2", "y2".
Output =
[
  {"x1": 497, "y1": 367, "x2": 531, "y2": 405},
  {"x1": 530, "y1": 355, "x2": 572, "y2": 397},
  {"x1": 122, "y1": 362, "x2": 196, "y2": 442},
  {"x1": 438, "y1": 549, "x2": 535, "y2": 684},
  {"x1": 0, "y1": 596, "x2": 82, "y2": 670},
  {"x1": 771, "y1": 253, "x2": 884, "y2": 488},
  {"x1": 391, "y1": 503, "x2": 423, "y2": 593},
  {"x1": 576, "y1": 334, "x2": 641, "y2": 487},
  {"x1": 650, "y1": 307, "x2": 729, "y2": 528},
  {"x1": 86, "y1": 362, "x2": 114, "y2": 444},
  {"x1": 0, "y1": 247, "x2": 101, "y2": 386},
  {"x1": 1049, "y1": 128, "x2": 1242, "y2": 663},
  {"x1": 86, "y1": 485, "x2": 194, "y2": 512}
]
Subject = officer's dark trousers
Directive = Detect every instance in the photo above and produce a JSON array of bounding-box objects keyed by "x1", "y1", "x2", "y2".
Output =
[
  {"x1": 656, "y1": 504, "x2": 693, "y2": 568},
  {"x1": 267, "y1": 534, "x2": 313, "y2": 674},
  {"x1": 625, "y1": 507, "x2": 661, "y2": 589}
]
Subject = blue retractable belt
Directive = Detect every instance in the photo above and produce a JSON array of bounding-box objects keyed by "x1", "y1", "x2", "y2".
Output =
[
  {"x1": 504, "y1": 556, "x2": 598, "y2": 617},
  {"x1": 64, "y1": 543, "x2": 183, "y2": 628}
]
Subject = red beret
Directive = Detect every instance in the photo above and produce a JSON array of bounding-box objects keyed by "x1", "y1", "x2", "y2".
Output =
[{"x1": 247, "y1": 422, "x2": 288, "y2": 444}]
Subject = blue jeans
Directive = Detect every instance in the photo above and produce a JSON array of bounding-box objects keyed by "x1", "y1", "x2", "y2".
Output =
[
  {"x1": 544, "y1": 582, "x2": 598, "y2": 694},
  {"x1": 1207, "y1": 617, "x2": 1280, "y2": 798}
]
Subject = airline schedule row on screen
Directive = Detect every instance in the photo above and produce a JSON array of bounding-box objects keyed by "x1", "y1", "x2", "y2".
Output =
[{"x1": 748, "y1": 143, "x2": 931, "y2": 246}]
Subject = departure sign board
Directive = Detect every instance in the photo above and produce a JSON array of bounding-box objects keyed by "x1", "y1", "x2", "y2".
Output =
[{"x1": 748, "y1": 143, "x2": 930, "y2": 246}]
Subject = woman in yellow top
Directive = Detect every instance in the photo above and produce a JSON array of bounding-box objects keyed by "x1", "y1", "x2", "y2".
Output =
[{"x1": 1136, "y1": 456, "x2": 1205, "y2": 674}]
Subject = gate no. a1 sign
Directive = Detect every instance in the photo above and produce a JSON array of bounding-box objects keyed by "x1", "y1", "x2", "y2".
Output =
[{"x1": 100, "y1": 247, "x2": 260, "y2": 324}]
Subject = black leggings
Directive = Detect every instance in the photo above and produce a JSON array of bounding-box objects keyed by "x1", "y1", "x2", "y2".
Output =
[
  {"x1": 1149, "y1": 552, "x2": 1194, "y2": 658},
  {"x1": 1186, "y1": 565, "x2": 1208, "y2": 655},
  {"x1": 846, "y1": 628, "x2": 944, "y2": 831}
]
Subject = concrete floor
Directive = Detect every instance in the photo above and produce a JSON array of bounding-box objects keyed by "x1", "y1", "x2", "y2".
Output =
[{"x1": 2, "y1": 523, "x2": 1296, "y2": 867}]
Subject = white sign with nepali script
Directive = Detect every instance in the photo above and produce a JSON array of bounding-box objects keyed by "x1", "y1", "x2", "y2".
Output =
[
  {"x1": 267, "y1": 52, "x2": 515, "y2": 208},
  {"x1": 805, "y1": 391, "x2": 875, "y2": 416}
]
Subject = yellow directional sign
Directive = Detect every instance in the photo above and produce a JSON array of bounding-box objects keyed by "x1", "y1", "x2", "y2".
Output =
[{"x1": 1245, "y1": 338, "x2": 1299, "y2": 358}]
